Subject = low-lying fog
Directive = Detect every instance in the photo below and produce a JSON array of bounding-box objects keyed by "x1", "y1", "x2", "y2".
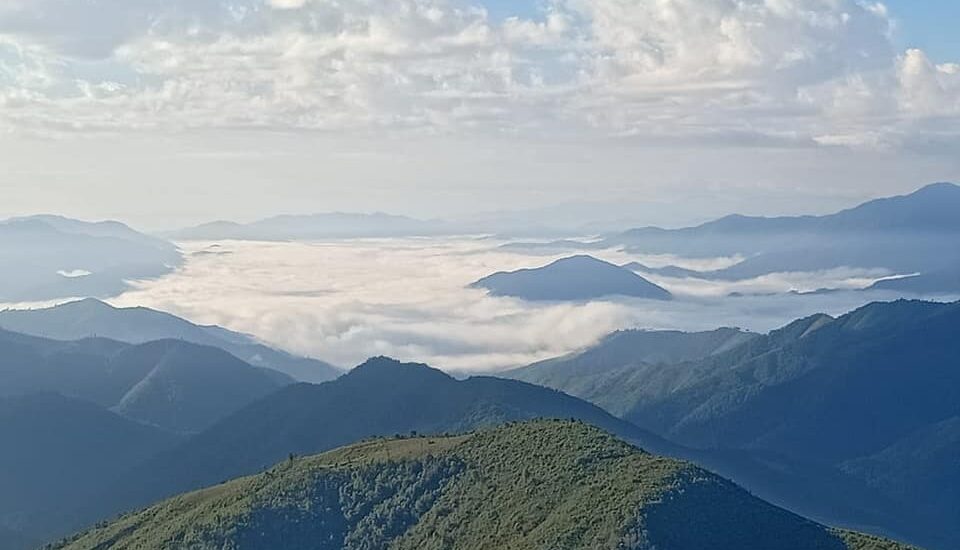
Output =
[{"x1": 63, "y1": 237, "x2": 945, "y2": 372}]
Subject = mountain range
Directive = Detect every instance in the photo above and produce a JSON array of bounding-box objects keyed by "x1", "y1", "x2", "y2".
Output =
[
  {"x1": 472, "y1": 255, "x2": 673, "y2": 301},
  {"x1": 71, "y1": 355, "x2": 932, "y2": 549},
  {"x1": 505, "y1": 299, "x2": 960, "y2": 549},
  {"x1": 506, "y1": 183, "x2": 960, "y2": 294},
  {"x1": 0, "y1": 215, "x2": 182, "y2": 302},
  {"x1": 506, "y1": 327, "x2": 760, "y2": 416},
  {"x1": 171, "y1": 212, "x2": 453, "y2": 241},
  {"x1": 0, "y1": 298, "x2": 340, "y2": 383},
  {"x1": 0, "y1": 300, "x2": 954, "y2": 549},
  {"x1": 0, "y1": 328, "x2": 292, "y2": 433},
  {"x1": 98, "y1": 357, "x2": 678, "y2": 519},
  {"x1": 53, "y1": 421, "x2": 913, "y2": 550}
]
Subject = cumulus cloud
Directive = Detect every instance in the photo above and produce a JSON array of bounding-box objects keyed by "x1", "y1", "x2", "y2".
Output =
[
  {"x1": 100, "y1": 238, "x2": 941, "y2": 372},
  {"x1": 0, "y1": 0, "x2": 956, "y2": 147}
]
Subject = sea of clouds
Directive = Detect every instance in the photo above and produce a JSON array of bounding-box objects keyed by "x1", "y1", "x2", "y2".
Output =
[{"x1": 101, "y1": 237, "x2": 930, "y2": 372}]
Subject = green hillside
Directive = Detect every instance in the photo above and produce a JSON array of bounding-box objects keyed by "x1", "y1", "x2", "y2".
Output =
[
  {"x1": 505, "y1": 327, "x2": 758, "y2": 415},
  {"x1": 54, "y1": 421, "x2": 916, "y2": 550},
  {"x1": 97, "y1": 357, "x2": 677, "y2": 525}
]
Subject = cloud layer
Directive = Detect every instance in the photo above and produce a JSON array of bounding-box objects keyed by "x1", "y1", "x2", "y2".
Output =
[
  {"x1": 104, "y1": 238, "x2": 936, "y2": 372},
  {"x1": 0, "y1": 0, "x2": 958, "y2": 147}
]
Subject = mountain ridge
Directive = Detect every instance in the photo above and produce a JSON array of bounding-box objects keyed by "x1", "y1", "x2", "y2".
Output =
[
  {"x1": 0, "y1": 298, "x2": 341, "y2": 383},
  {"x1": 53, "y1": 421, "x2": 917, "y2": 550}
]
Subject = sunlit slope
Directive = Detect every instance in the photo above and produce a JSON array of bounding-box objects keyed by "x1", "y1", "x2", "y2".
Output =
[{"x1": 55, "y1": 421, "x2": 917, "y2": 550}]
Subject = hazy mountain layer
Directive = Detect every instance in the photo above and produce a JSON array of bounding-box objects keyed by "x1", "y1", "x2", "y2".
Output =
[
  {"x1": 505, "y1": 183, "x2": 960, "y2": 292},
  {"x1": 171, "y1": 212, "x2": 451, "y2": 240},
  {"x1": 0, "y1": 328, "x2": 292, "y2": 433},
  {"x1": 0, "y1": 216, "x2": 182, "y2": 302},
  {"x1": 0, "y1": 298, "x2": 341, "y2": 383}
]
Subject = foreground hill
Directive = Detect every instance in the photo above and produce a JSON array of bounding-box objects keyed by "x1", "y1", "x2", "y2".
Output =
[
  {"x1": 0, "y1": 216, "x2": 182, "y2": 302},
  {"x1": 104, "y1": 357, "x2": 677, "y2": 517},
  {"x1": 54, "y1": 421, "x2": 914, "y2": 550},
  {"x1": 0, "y1": 298, "x2": 341, "y2": 383},
  {"x1": 0, "y1": 329, "x2": 292, "y2": 433},
  {"x1": 472, "y1": 255, "x2": 672, "y2": 301}
]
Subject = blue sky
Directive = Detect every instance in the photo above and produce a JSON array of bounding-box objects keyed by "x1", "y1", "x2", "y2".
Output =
[
  {"x1": 885, "y1": 0, "x2": 960, "y2": 61},
  {"x1": 481, "y1": 0, "x2": 960, "y2": 61}
]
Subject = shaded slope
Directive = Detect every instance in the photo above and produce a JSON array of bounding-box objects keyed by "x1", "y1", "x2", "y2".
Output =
[
  {"x1": 55, "y1": 421, "x2": 914, "y2": 550},
  {"x1": 505, "y1": 327, "x2": 758, "y2": 415},
  {"x1": 611, "y1": 300, "x2": 960, "y2": 549},
  {"x1": 624, "y1": 300, "x2": 960, "y2": 462},
  {"x1": 842, "y1": 416, "x2": 960, "y2": 521},
  {"x1": 0, "y1": 393, "x2": 180, "y2": 549},
  {"x1": 109, "y1": 340, "x2": 294, "y2": 432},
  {"x1": 0, "y1": 329, "x2": 293, "y2": 433},
  {"x1": 103, "y1": 358, "x2": 678, "y2": 520}
]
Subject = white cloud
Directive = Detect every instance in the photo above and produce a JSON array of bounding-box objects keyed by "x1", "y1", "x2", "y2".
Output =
[
  {"x1": 98, "y1": 238, "x2": 945, "y2": 372},
  {"x1": 0, "y1": 0, "x2": 956, "y2": 148},
  {"x1": 898, "y1": 48, "x2": 960, "y2": 117}
]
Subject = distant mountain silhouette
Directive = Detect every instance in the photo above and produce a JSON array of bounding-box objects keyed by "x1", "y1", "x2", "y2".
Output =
[
  {"x1": 610, "y1": 183, "x2": 960, "y2": 286},
  {"x1": 0, "y1": 328, "x2": 293, "y2": 433},
  {"x1": 0, "y1": 298, "x2": 341, "y2": 383},
  {"x1": 0, "y1": 216, "x2": 182, "y2": 301},
  {"x1": 171, "y1": 212, "x2": 452, "y2": 240},
  {"x1": 472, "y1": 255, "x2": 673, "y2": 301},
  {"x1": 504, "y1": 183, "x2": 960, "y2": 292}
]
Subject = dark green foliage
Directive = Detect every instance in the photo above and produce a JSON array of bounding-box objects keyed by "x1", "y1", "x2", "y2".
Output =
[{"x1": 53, "y1": 421, "x2": 915, "y2": 550}]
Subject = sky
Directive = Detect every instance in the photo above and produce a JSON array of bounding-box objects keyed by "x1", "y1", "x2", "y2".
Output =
[{"x1": 1, "y1": 0, "x2": 959, "y2": 230}]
